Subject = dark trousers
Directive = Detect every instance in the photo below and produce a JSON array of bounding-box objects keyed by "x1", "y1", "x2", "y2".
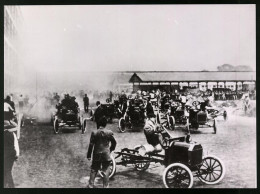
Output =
[
  {"x1": 89, "y1": 160, "x2": 111, "y2": 188},
  {"x1": 84, "y1": 104, "x2": 89, "y2": 113},
  {"x1": 96, "y1": 122, "x2": 100, "y2": 129},
  {"x1": 4, "y1": 157, "x2": 15, "y2": 188}
]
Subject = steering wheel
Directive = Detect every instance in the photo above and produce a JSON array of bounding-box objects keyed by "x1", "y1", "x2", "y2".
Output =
[{"x1": 192, "y1": 101, "x2": 200, "y2": 107}]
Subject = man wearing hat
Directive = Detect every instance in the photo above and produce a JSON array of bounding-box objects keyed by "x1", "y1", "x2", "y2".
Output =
[
  {"x1": 4, "y1": 117, "x2": 20, "y2": 188},
  {"x1": 4, "y1": 97, "x2": 15, "y2": 121},
  {"x1": 87, "y1": 117, "x2": 117, "y2": 188},
  {"x1": 83, "y1": 94, "x2": 89, "y2": 113},
  {"x1": 243, "y1": 93, "x2": 250, "y2": 114},
  {"x1": 93, "y1": 101, "x2": 105, "y2": 129}
]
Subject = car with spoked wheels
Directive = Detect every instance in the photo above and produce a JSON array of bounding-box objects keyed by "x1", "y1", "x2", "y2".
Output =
[
  {"x1": 118, "y1": 99, "x2": 146, "y2": 132},
  {"x1": 106, "y1": 113, "x2": 225, "y2": 188},
  {"x1": 52, "y1": 106, "x2": 82, "y2": 134}
]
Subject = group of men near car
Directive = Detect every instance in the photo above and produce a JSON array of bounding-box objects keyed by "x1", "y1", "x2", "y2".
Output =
[{"x1": 4, "y1": 87, "x2": 254, "y2": 188}]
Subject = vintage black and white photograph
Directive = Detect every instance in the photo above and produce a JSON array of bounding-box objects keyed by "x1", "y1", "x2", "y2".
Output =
[{"x1": 3, "y1": 5, "x2": 256, "y2": 188}]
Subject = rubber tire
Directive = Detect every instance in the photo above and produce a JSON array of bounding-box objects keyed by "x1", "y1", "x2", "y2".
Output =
[
  {"x1": 91, "y1": 110, "x2": 95, "y2": 121},
  {"x1": 78, "y1": 117, "x2": 82, "y2": 130},
  {"x1": 82, "y1": 118, "x2": 87, "y2": 134},
  {"x1": 118, "y1": 118, "x2": 126, "y2": 133},
  {"x1": 213, "y1": 119, "x2": 217, "y2": 134},
  {"x1": 53, "y1": 118, "x2": 59, "y2": 134},
  {"x1": 98, "y1": 155, "x2": 116, "y2": 179},
  {"x1": 223, "y1": 111, "x2": 227, "y2": 121},
  {"x1": 198, "y1": 155, "x2": 226, "y2": 185},
  {"x1": 163, "y1": 163, "x2": 193, "y2": 188},
  {"x1": 169, "y1": 116, "x2": 175, "y2": 130}
]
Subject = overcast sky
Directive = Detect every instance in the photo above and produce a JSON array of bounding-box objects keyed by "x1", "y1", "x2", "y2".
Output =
[{"x1": 20, "y1": 5, "x2": 256, "y2": 72}]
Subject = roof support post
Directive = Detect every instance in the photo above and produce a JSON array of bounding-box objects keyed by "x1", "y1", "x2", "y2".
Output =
[
  {"x1": 217, "y1": 82, "x2": 219, "y2": 88},
  {"x1": 235, "y1": 82, "x2": 238, "y2": 92},
  {"x1": 206, "y1": 82, "x2": 208, "y2": 90},
  {"x1": 224, "y1": 81, "x2": 226, "y2": 89}
]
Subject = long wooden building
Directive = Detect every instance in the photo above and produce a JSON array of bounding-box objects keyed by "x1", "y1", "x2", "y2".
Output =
[{"x1": 112, "y1": 71, "x2": 256, "y2": 92}]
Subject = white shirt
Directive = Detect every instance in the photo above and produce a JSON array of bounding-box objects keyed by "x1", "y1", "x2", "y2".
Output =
[
  {"x1": 4, "y1": 102, "x2": 13, "y2": 112},
  {"x1": 181, "y1": 96, "x2": 187, "y2": 103}
]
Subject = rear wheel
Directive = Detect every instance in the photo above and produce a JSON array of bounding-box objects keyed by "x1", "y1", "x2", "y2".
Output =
[
  {"x1": 192, "y1": 122, "x2": 199, "y2": 130},
  {"x1": 198, "y1": 155, "x2": 225, "y2": 184},
  {"x1": 168, "y1": 116, "x2": 175, "y2": 130},
  {"x1": 90, "y1": 110, "x2": 95, "y2": 121},
  {"x1": 98, "y1": 155, "x2": 116, "y2": 178},
  {"x1": 82, "y1": 119, "x2": 87, "y2": 134},
  {"x1": 223, "y1": 111, "x2": 227, "y2": 121},
  {"x1": 118, "y1": 118, "x2": 126, "y2": 132},
  {"x1": 213, "y1": 119, "x2": 217, "y2": 134},
  {"x1": 53, "y1": 118, "x2": 59, "y2": 134},
  {"x1": 163, "y1": 163, "x2": 193, "y2": 188}
]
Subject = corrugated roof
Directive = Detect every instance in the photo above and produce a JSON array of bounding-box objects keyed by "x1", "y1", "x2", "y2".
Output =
[{"x1": 131, "y1": 71, "x2": 256, "y2": 82}]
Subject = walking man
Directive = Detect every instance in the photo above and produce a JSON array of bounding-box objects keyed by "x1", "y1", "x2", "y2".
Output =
[
  {"x1": 87, "y1": 117, "x2": 117, "y2": 188},
  {"x1": 93, "y1": 101, "x2": 105, "y2": 129}
]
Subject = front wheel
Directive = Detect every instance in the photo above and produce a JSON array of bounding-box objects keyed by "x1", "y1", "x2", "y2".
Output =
[
  {"x1": 168, "y1": 116, "x2": 175, "y2": 131},
  {"x1": 118, "y1": 118, "x2": 126, "y2": 133},
  {"x1": 98, "y1": 155, "x2": 116, "y2": 178},
  {"x1": 198, "y1": 155, "x2": 225, "y2": 185},
  {"x1": 163, "y1": 163, "x2": 193, "y2": 188},
  {"x1": 53, "y1": 118, "x2": 59, "y2": 134}
]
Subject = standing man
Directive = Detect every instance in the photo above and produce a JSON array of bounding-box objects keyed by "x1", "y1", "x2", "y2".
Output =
[
  {"x1": 4, "y1": 97, "x2": 15, "y2": 121},
  {"x1": 93, "y1": 101, "x2": 105, "y2": 129},
  {"x1": 83, "y1": 94, "x2": 89, "y2": 113},
  {"x1": 4, "y1": 118, "x2": 20, "y2": 188},
  {"x1": 87, "y1": 117, "x2": 117, "y2": 188}
]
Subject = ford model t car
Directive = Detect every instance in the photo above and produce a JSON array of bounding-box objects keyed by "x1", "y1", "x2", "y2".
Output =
[
  {"x1": 52, "y1": 105, "x2": 82, "y2": 134},
  {"x1": 90, "y1": 99, "x2": 122, "y2": 123},
  {"x1": 106, "y1": 113, "x2": 225, "y2": 188},
  {"x1": 118, "y1": 98, "x2": 146, "y2": 132},
  {"x1": 188, "y1": 100, "x2": 227, "y2": 134}
]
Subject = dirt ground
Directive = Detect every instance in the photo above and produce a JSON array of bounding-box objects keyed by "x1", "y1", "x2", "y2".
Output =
[{"x1": 12, "y1": 101, "x2": 256, "y2": 188}]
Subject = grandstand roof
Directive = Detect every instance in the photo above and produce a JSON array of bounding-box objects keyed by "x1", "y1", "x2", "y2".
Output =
[{"x1": 129, "y1": 71, "x2": 256, "y2": 82}]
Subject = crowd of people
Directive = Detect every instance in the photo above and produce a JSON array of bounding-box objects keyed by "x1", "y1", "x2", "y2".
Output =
[{"x1": 3, "y1": 86, "x2": 255, "y2": 188}]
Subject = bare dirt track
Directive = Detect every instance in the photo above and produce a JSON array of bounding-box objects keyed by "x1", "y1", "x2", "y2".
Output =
[{"x1": 12, "y1": 105, "x2": 256, "y2": 188}]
